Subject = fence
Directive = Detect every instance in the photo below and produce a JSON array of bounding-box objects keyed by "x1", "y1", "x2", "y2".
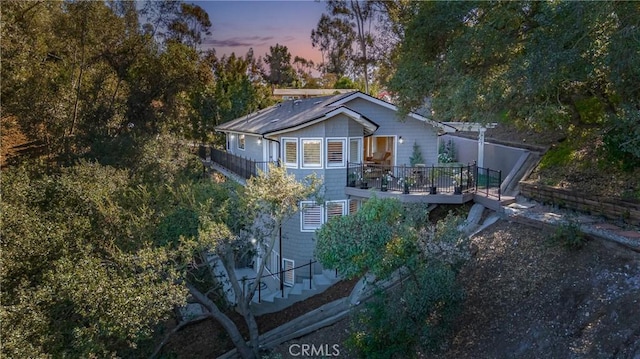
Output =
[{"x1": 210, "y1": 147, "x2": 271, "y2": 179}]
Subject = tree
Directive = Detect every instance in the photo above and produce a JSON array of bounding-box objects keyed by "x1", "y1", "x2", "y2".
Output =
[
  {"x1": 153, "y1": 164, "x2": 322, "y2": 359},
  {"x1": 324, "y1": 0, "x2": 378, "y2": 94},
  {"x1": 0, "y1": 161, "x2": 189, "y2": 358},
  {"x1": 311, "y1": 13, "x2": 355, "y2": 78},
  {"x1": 316, "y1": 197, "x2": 469, "y2": 356},
  {"x1": 387, "y1": 1, "x2": 640, "y2": 168},
  {"x1": 263, "y1": 43, "x2": 297, "y2": 88}
]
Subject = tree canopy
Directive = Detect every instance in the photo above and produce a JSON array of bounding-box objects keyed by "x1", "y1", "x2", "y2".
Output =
[{"x1": 387, "y1": 1, "x2": 640, "y2": 168}]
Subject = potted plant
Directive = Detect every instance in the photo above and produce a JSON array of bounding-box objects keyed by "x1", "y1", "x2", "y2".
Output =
[
  {"x1": 348, "y1": 171, "x2": 358, "y2": 187},
  {"x1": 453, "y1": 179, "x2": 462, "y2": 194},
  {"x1": 381, "y1": 172, "x2": 392, "y2": 192}
]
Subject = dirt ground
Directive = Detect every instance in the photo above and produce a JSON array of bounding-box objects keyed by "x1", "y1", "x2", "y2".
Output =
[
  {"x1": 160, "y1": 278, "x2": 359, "y2": 358},
  {"x1": 269, "y1": 220, "x2": 640, "y2": 359}
]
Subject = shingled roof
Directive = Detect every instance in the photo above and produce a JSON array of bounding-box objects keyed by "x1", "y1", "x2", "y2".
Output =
[{"x1": 215, "y1": 91, "x2": 456, "y2": 137}]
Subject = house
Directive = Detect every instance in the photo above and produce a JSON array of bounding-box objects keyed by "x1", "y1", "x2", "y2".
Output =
[{"x1": 213, "y1": 91, "x2": 469, "y2": 287}]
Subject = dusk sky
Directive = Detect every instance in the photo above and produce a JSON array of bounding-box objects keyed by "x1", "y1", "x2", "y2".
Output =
[{"x1": 193, "y1": 1, "x2": 326, "y2": 65}]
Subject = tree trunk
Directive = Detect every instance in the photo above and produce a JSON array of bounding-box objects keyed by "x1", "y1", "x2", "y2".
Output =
[{"x1": 186, "y1": 282, "x2": 256, "y2": 359}]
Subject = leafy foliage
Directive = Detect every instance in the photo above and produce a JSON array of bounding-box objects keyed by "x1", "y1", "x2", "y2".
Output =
[
  {"x1": 316, "y1": 198, "x2": 469, "y2": 357},
  {"x1": 388, "y1": 1, "x2": 640, "y2": 168}
]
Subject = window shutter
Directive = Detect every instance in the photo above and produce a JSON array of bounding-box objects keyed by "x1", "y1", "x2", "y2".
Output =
[
  {"x1": 284, "y1": 140, "x2": 297, "y2": 166},
  {"x1": 349, "y1": 199, "x2": 360, "y2": 214},
  {"x1": 327, "y1": 140, "x2": 345, "y2": 167},
  {"x1": 301, "y1": 202, "x2": 323, "y2": 230},
  {"x1": 326, "y1": 201, "x2": 345, "y2": 221},
  {"x1": 302, "y1": 140, "x2": 321, "y2": 167}
]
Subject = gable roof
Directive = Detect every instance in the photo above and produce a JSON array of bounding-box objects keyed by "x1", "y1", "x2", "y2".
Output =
[
  {"x1": 215, "y1": 91, "x2": 456, "y2": 137},
  {"x1": 328, "y1": 92, "x2": 457, "y2": 133}
]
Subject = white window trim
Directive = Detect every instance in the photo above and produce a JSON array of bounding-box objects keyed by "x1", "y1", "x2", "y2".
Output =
[
  {"x1": 300, "y1": 201, "x2": 324, "y2": 232},
  {"x1": 282, "y1": 137, "x2": 298, "y2": 169},
  {"x1": 237, "y1": 134, "x2": 246, "y2": 151},
  {"x1": 325, "y1": 200, "x2": 347, "y2": 222},
  {"x1": 326, "y1": 137, "x2": 347, "y2": 168},
  {"x1": 348, "y1": 137, "x2": 363, "y2": 163},
  {"x1": 301, "y1": 138, "x2": 323, "y2": 169}
]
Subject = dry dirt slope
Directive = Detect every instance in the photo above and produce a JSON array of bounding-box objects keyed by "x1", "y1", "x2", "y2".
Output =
[
  {"x1": 272, "y1": 220, "x2": 640, "y2": 359},
  {"x1": 442, "y1": 220, "x2": 640, "y2": 359}
]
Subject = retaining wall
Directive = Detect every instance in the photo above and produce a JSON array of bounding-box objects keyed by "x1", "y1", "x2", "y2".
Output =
[{"x1": 520, "y1": 182, "x2": 640, "y2": 226}]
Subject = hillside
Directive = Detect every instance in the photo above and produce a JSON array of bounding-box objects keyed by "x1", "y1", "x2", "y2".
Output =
[{"x1": 270, "y1": 219, "x2": 640, "y2": 358}]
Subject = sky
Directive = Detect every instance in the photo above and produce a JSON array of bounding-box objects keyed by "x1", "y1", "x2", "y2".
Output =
[{"x1": 193, "y1": 1, "x2": 326, "y2": 65}]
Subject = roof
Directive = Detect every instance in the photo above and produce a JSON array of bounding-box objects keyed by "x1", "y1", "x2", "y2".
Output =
[
  {"x1": 215, "y1": 91, "x2": 456, "y2": 137},
  {"x1": 272, "y1": 88, "x2": 356, "y2": 97}
]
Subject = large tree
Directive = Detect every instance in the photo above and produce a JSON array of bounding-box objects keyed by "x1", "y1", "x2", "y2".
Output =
[
  {"x1": 311, "y1": 13, "x2": 355, "y2": 79},
  {"x1": 322, "y1": 0, "x2": 378, "y2": 94},
  {"x1": 316, "y1": 197, "x2": 469, "y2": 356},
  {"x1": 387, "y1": 1, "x2": 640, "y2": 168},
  {"x1": 263, "y1": 43, "x2": 297, "y2": 88}
]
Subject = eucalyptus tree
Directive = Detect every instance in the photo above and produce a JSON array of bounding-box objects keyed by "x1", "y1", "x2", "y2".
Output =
[
  {"x1": 322, "y1": 0, "x2": 378, "y2": 94},
  {"x1": 311, "y1": 13, "x2": 355, "y2": 79}
]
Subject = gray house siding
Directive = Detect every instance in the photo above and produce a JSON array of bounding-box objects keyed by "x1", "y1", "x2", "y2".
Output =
[
  {"x1": 273, "y1": 114, "x2": 359, "y2": 278},
  {"x1": 341, "y1": 97, "x2": 439, "y2": 166},
  {"x1": 227, "y1": 132, "x2": 265, "y2": 161}
]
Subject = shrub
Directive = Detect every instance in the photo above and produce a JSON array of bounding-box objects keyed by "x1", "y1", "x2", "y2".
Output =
[{"x1": 550, "y1": 218, "x2": 587, "y2": 249}]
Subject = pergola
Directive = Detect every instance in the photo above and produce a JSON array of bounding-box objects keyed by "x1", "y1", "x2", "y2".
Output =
[{"x1": 442, "y1": 122, "x2": 498, "y2": 168}]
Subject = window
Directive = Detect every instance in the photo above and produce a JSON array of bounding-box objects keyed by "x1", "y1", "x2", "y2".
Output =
[
  {"x1": 349, "y1": 137, "x2": 362, "y2": 163},
  {"x1": 238, "y1": 134, "x2": 245, "y2": 150},
  {"x1": 349, "y1": 199, "x2": 361, "y2": 214},
  {"x1": 283, "y1": 138, "x2": 298, "y2": 168},
  {"x1": 326, "y1": 138, "x2": 346, "y2": 168},
  {"x1": 226, "y1": 135, "x2": 232, "y2": 151},
  {"x1": 283, "y1": 259, "x2": 295, "y2": 286},
  {"x1": 326, "y1": 200, "x2": 347, "y2": 222},
  {"x1": 301, "y1": 201, "x2": 323, "y2": 231},
  {"x1": 302, "y1": 139, "x2": 322, "y2": 168}
]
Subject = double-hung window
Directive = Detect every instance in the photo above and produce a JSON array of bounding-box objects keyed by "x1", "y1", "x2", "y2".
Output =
[
  {"x1": 326, "y1": 138, "x2": 346, "y2": 168},
  {"x1": 301, "y1": 139, "x2": 322, "y2": 168},
  {"x1": 283, "y1": 138, "x2": 298, "y2": 168},
  {"x1": 301, "y1": 201, "x2": 323, "y2": 232},
  {"x1": 348, "y1": 137, "x2": 362, "y2": 163}
]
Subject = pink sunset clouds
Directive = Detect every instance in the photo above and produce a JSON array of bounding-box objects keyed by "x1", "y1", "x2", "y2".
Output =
[{"x1": 194, "y1": 0, "x2": 325, "y2": 65}]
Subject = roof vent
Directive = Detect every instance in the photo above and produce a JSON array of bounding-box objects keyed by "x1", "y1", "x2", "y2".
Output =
[
  {"x1": 314, "y1": 100, "x2": 322, "y2": 104},
  {"x1": 270, "y1": 119, "x2": 280, "y2": 123},
  {"x1": 294, "y1": 100, "x2": 302, "y2": 105}
]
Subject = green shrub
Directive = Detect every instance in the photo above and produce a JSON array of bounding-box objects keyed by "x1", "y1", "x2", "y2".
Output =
[{"x1": 550, "y1": 219, "x2": 587, "y2": 249}]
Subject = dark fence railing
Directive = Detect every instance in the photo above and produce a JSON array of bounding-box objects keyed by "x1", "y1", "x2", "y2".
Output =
[
  {"x1": 346, "y1": 162, "x2": 501, "y2": 200},
  {"x1": 476, "y1": 166, "x2": 501, "y2": 200},
  {"x1": 210, "y1": 147, "x2": 272, "y2": 179}
]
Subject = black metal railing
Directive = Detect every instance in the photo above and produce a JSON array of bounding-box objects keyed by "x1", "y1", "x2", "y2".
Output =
[
  {"x1": 346, "y1": 162, "x2": 501, "y2": 200},
  {"x1": 476, "y1": 166, "x2": 502, "y2": 200},
  {"x1": 210, "y1": 147, "x2": 272, "y2": 179},
  {"x1": 239, "y1": 259, "x2": 335, "y2": 303}
]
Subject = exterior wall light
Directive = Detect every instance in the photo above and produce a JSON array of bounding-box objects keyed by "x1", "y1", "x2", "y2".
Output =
[{"x1": 399, "y1": 136, "x2": 404, "y2": 144}]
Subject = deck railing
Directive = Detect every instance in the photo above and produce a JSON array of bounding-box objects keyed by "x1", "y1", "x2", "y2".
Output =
[
  {"x1": 347, "y1": 162, "x2": 501, "y2": 200},
  {"x1": 210, "y1": 147, "x2": 272, "y2": 179}
]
